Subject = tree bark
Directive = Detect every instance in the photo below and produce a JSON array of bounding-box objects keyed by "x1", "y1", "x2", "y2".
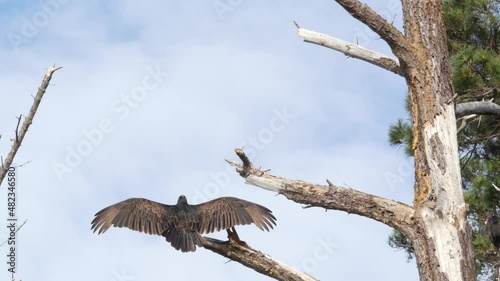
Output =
[{"x1": 400, "y1": 1, "x2": 476, "y2": 279}]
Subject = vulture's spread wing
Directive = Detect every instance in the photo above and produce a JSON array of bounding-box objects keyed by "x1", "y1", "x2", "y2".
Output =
[
  {"x1": 193, "y1": 197, "x2": 277, "y2": 234},
  {"x1": 91, "y1": 198, "x2": 172, "y2": 235},
  {"x1": 91, "y1": 196, "x2": 277, "y2": 252}
]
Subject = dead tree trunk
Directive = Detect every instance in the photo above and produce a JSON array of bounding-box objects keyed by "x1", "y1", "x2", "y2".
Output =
[
  {"x1": 399, "y1": 1, "x2": 476, "y2": 279},
  {"x1": 296, "y1": 0, "x2": 476, "y2": 279},
  {"x1": 201, "y1": 1, "x2": 477, "y2": 280}
]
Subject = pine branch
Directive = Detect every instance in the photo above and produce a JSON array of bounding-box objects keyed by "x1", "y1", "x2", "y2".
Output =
[
  {"x1": 0, "y1": 65, "x2": 62, "y2": 185},
  {"x1": 226, "y1": 148, "x2": 416, "y2": 239}
]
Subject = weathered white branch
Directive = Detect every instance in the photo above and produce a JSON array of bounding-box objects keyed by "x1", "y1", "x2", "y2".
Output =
[
  {"x1": 202, "y1": 233, "x2": 317, "y2": 281},
  {"x1": 226, "y1": 149, "x2": 416, "y2": 239},
  {"x1": 297, "y1": 28, "x2": 403, "y2": 76},
  {"x1": 455, "y1": 100, "x2": 500, "y2": 118},
  {"x1": 243, "y1": 174, "x2": 282, "y2": 192}
]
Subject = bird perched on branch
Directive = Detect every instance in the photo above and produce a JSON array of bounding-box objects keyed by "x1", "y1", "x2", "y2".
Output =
[
  {"x1": 91, "y1": 195, "x2": 277, "y2": 252},
  {"x1": 485, "y1": 215, "x2": 500, "y2": 248}
]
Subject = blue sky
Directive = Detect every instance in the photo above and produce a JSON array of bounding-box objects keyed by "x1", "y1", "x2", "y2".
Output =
[{"x1": 0, "y1": 0, "x2": 418, "y2": 280}]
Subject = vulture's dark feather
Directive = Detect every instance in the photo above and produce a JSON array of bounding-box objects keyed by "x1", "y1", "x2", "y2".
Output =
[
  {"x1": 91, "y1": 195, "x2": 277, "y2": 252},
  {"x1": 486, "y1": 215, "x2": 500, "y2": 248}
]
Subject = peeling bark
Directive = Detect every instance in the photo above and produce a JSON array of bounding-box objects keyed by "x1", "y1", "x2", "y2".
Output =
[{"x1": 400, "y1": 0, "x2": 475, "y2": 280}]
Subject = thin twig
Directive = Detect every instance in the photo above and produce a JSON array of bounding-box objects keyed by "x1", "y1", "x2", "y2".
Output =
[
  {"x1": 0, "y1": 219, "x2": 28, "y2": 247},
  {"x1": 15, "y1": 161, "x2": 31, "y2": 168},
  {"x1": 14, "y1": 115, "x2": 22, "y2": 143},
  {"x1": 390, "y1": 13, "x2": 397, "y2": 25}
]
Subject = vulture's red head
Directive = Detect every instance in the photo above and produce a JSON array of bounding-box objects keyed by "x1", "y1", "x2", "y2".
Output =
[{"x1": 486, "y1": 215, "x2": 493, "y2": 225}]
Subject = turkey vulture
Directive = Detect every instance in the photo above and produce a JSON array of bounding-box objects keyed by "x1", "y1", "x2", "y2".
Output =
[
  {"x1": 91, "y1": 195, "x2": 276, "y2": 252},
  {"x1": 485, "y1": 215, "x2": 500, "y2": 248}
]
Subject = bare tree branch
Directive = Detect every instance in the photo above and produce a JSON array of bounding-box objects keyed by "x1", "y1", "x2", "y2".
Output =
[
  {"x1": 455, "y1": 100, "x2": 500, "y2": 118},
  {"x1": 459, "y1": 133, "x2": 500, "y2": 146},
  {"x1": 202, "y1": 228, "x2": 317, "y2": 281},
  {"x1": 0, "y1": 65, "x2": 62, "y2": 185},
  {"x1": 226, "y1": 149, "x2": 416, "y2": 239},
  {"x1": 297, "y1": 27, "x2": 403, "y2": 76},
  {"x1": 456, "y1": 114, "x2": 478, "y2": 133},
  {"x1": 333, "y1": 0, "x2": 410, "y2": 59}
]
